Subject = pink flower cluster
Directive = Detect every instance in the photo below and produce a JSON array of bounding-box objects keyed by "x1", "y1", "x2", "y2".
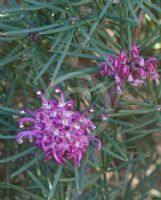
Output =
[
  {"x1": 99, "y1": 44, "x2": 160, "y2": 94},
  {"x1": 17, "y1": 89, "x2": 101, "y2": 166}
]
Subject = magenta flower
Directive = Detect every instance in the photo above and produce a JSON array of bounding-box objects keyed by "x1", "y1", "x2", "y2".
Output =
[
  {"x1": 16, "y1": 90, "x2": 101, "y2": 166},
  {"x1": 99, "y1": 44, "x2": 160, "y2": 94}
]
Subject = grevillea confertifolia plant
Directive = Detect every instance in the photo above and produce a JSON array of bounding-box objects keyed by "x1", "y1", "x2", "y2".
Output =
[
  {"x1": 16, "y1": 44, "x2": 160, "y2": 167},
  {"x1": 99, "y1": 44, "x2": 160, "y2": 94},
  {"x1": 16, "y1": 89, "x2": 101, "y2": 166},
  {"x1": 2, "y1": 1, "x2": 161, "y2": 199}
]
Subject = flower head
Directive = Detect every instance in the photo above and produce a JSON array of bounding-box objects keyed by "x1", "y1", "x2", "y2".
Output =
[
  {"x1": 17, "y1": 90, "x2": 101, "y2": 166},
  {"x1": 99, "y1": 44, "x2": 160, "y2": 94}
]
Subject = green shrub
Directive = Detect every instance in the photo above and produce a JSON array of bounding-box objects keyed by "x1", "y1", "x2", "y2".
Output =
[{"x1": 1, "y1": 1, "x2": 161, "y2": 199}]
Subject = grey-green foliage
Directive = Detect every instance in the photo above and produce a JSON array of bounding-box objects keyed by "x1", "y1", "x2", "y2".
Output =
[{"x1": 1, "y1": 0, "x2": 161, "y2": 199}]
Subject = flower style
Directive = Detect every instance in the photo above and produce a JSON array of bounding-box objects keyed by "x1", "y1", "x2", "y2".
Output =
[
  {"x1": 16, "y1": 89, "x2": 101, "y2": 166},
  {"x1": 99, "y1": 44, "x2": 160, "y2": 94}
]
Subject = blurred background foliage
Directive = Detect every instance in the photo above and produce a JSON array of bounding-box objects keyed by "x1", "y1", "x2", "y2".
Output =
[{"x1": 1, "y1": 0, "x2": 161, "y2": 199}]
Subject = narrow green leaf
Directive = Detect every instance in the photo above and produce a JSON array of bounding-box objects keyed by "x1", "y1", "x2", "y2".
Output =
[
  {"x1": 0, "y1": 36, "x2": 24, "y2": 42},
  {"x1": 83, "y1": 174, "x2": 101, "y2": 189},
  {"x1": 0, "y1": 135, "x2": 16, "y2": 139},
  {"x1": 40, "y1": 19, "x2": 94, "y2": 35},
  {"x1": 119, "y1": 118, "x2": 157, "y2": 134},
  {"x1": 0, "y1": 106, "x2": 23, "y2": 115},
  {"x1": 96, "y1": 29, "x2": 121, "y2": 51},
  {"x1": 108, "y1": 119, "x2": 132, "y2": 128},
  {"x1": 49, "y1": 50, "x2": 101, "y2": 61},
  {"x1": 120, "y1": 98, "x2": 153, "y2": 107},
  {"x1": 105, "y1": 13, "x2": 137, "y2": 25},
  {"x1": 49, "y1": 165, "x2": 63, "y2": 198},
  {"x1": 84, "y1": 0, "x2": 111, "y2": 45},
  {"x1": 0, "y1": 5, "x2": 47, "y2": 13},
  {"x1": 24, "y1": 0, "x2": 65, "y2": 12},
  {"x1": 72, "y1": 0, "x2": 92, "y2": 6},
  {"x1": 74, "y1": 166, "x2": 80, "y2": 192},
  {"x1": 2, "y1": 24, "x2": 60, "y2": 36},
  {"x1": 0, "y1": 22, "x2": 20, "y2": 31},
  {"x1": 0, "y1": 146, "x2": 36, "y2": 163},
  {"x1": 11, "y1": 153, "x2": 43, "y2": 177},
  {"x1": 102, "y1": 147, "x2": 126, "y2": 161},
  {"x1": 52, "y1": 67, "x2": 98, "y2": 85},
  {"x1": 51, "y1": 30, "x2": 74, "y2": 81},
  {"x1": 1, "y1": 49, "x2": 26, "y2": 66},
  {"x1": 147, "y1": 78, "x2": 157, "y2": 104},
  {"x1": 40, "y1": 24, "x2": 75, "y2": 35},
  {"x1": 125, "y1": 0, "x2": 137, "y2": 21},
  {"x1": 78, "y1": 25, "x2": 113, "y2": 69},
  {"x1": 0, "y1": 119, "x2": 16, "y2": 129},
  {"x1": 0, "y1": 183, "x2": 44, "y2": 200},
  {"x1": 79, "y1": 159, "x2": 86, "y2": 192},
  {"x1": 51, "y1": 32, "x2": 64, "y2": 50},
  {"x1": 34, "y1": 53, "x2": 58, "y2": 82},
  {"x1": 28, "y1": 170, "x2": 48, "y2": 196},
  {"x1": 106, "y1": 135, "x2": 128, "y2": 161},
  {"x1": 123, "y1": 130, "x2": 154, "y2": 143},
  {"x1": 111, "y1": 108, "x2": 156, "y2": 117}
]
